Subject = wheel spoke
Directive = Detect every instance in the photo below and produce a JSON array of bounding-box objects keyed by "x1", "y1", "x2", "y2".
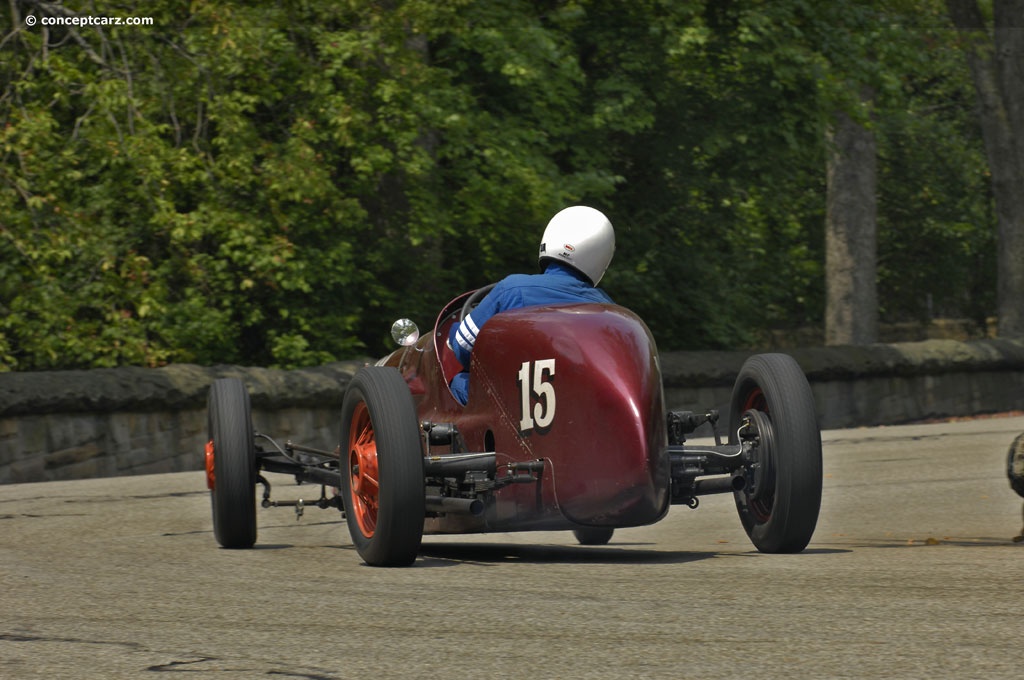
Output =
[
  {"x1": 204, "y1": 440, "x2": 216, "y2": 490},
  {"x1": 348, "y1": 402, "x2": 381, "y2": 538}
]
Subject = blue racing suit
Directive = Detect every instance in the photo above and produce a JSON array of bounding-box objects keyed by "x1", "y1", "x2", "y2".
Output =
[{"x1": 447, "y1": 261, "x2": 614, "y2": 405}]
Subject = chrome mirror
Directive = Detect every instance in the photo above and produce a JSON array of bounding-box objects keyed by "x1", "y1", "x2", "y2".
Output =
[{"x1": 390, "y1": 318, "x2": 420, "y2": 347}]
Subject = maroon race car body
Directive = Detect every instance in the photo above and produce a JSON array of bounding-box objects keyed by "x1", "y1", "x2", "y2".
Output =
[
  {"x1": 386, "y1": 295, "x2": 669, "y2": 534},
  {"x1": 204, "y1": 287, "x2": 824, "y2": 567}
]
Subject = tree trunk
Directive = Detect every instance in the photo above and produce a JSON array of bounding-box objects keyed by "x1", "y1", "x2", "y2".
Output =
[
  {"x1": 825, "y1": 103, "x2": 878, "y2": 346},
  {"x1": 947, "y1": 0, "x2": 1024, "y2": 337}
]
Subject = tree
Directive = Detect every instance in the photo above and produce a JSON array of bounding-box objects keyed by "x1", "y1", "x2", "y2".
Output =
[
  {"x1": 825, "y1": 88, "x2": 879, "y2": 345},
  {"x1": 820, "y1": 2, "x2": 934, "y2": 346},
  {"x1": 0, "y1": 0, "x2": 632, "y2": 369},
  {"x1": 0, "y1": 0, "x2": 1006, "y2": 370},
  {"x1": 946, "y1": 0, "x2": 1024, "y2": 337}
]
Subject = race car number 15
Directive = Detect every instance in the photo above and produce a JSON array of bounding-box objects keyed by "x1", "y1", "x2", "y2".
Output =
[{"x1": 517, "y1": 359, "x2": 555, "y2": 432}]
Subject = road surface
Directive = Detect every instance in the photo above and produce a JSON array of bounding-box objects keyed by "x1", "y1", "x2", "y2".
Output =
[{"x1": 2, "y1": 415, "x2": 1023, "y2": 679}]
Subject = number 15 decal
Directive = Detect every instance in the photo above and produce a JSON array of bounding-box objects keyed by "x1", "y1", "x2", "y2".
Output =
[{"x1": 517, "y1": 359, "x2": 556, "y2": 432}]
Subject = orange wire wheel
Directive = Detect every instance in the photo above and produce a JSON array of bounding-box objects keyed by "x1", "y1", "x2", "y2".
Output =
[
  {"x1": 205, "y1": 439, "x2": 216, "y2": 490},
  {"x1": 347, "y1": 401, "x2": 380, "y2": 538},
  {"x1": 339, "y1": 367, "x2": 425, "y2": 567},
  {"x1": 728, "y1": 354, "x2": 822, "y2": 554}
]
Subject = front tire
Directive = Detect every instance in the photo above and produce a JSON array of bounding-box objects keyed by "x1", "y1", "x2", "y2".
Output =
[
  {"x1": 207, "y1": 378, "x2": 257, "y2": 549},
  {"x1": 729, "y1": 354, "x2": 822, "y2": 553},
  {"x1": 340, "y1": 367, "x2": 425, "y2": 567}
]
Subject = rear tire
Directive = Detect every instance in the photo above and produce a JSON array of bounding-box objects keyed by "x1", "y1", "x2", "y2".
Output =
[
  {"x1": 340, "y1": 367, "x2": 425, "y2": 567},
  {"x1": 573, "y1": 527, "x2": 614, "y2": 546},
  {"x1": 207, "y1": 378, "x2": 257, "y2": 549},
  {"x1": 729, "y1": 354, "x2": 822, "y2": 553}
]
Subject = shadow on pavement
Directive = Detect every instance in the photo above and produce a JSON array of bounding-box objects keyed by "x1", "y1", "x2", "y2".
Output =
[{"x1": 414, "y1": 541, "x2": 720, "y2": 567}]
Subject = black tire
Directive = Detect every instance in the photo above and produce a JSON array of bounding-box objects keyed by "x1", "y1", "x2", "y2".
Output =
[
  {"x1": 207, "y1": 378, "x2": 257, "y2": 549},
  {"x1": 340, "y1": 367, "x2": 425, "y2": 567},
  {"x1": 573, "y1": 527, "x2": 615, "y2": 546},
  {"x1": 728, "y1": 354, "x2": 822, "y2": 553},
  {"x1": 1008, "y1": 432, "x2": 1024, "y2": 498}
]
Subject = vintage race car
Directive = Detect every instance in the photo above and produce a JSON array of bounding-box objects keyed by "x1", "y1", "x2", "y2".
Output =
[{"x1": 205, "y1": 287, "x2": 823, "y2": 566}]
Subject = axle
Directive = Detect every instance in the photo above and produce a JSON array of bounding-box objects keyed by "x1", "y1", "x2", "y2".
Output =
[{"x1": 667, "y1": 437, "x2": 752, "y2": 507}]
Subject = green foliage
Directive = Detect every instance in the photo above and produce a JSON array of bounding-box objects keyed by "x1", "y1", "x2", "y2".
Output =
[
  {"x1": 876, "y1": 15, "x2": 996, "y2": 325},
  {"x1": 0, "y1": 0, "x2": 998, "y2": 370}
]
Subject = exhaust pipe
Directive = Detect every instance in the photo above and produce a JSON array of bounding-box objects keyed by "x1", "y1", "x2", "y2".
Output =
[
  {"x1": 425, "y1": 495, "x2": 485, "y2": 516},
  {"x1": 423, "y1": 453, "x2": 496, "y2": 476}
]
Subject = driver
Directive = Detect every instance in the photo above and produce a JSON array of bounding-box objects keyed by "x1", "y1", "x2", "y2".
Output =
[{"x1": 448, "y1": 205, "x2": 616, "y2": 405}]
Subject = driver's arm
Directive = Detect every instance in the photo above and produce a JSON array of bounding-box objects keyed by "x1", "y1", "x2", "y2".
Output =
[{"x1": 449, "y1": 287, "x2": 512, "y2": 369}]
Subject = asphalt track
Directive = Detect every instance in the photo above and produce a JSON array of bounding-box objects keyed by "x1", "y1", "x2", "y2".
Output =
[{"x1": 3, "y1": 415, "x2": 1023, "y2": 679}]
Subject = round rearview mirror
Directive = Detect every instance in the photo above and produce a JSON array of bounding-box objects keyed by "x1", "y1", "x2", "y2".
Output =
[{"x1": 391, "y1": 318, "x2": 420, "y2": 347}]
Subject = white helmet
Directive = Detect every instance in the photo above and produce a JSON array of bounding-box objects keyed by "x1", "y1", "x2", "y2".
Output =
[{"x1": 538, "y1": 206, "x2": 615, "y2": 285}]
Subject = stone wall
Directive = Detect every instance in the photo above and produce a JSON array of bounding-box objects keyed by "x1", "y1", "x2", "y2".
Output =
[
  {"x1": 0, "y1": 362, "x2": 365, "y2": 484},
  {"x1": 2, "y1": 338, "x2": 1024, "y2": 484},
  {"x1": 661, "y1": 338, "x2": 1024, "y2": 430}
]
